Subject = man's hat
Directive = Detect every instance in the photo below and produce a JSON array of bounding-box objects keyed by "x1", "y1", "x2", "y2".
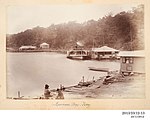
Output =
[{"x1": 45, "y1": 84, "x2": 49, "y2": 89}]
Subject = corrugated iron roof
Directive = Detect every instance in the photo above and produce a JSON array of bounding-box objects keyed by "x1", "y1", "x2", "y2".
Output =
[
  {"x1": 19, "y1": 46, "x2": 37, "y2": 49},
  {"x1": 118, "y1": 50, "x2": 145, "y2": 57},
  {"x1": 92, "y1": 46, "x2": 119, "y2": 52}
]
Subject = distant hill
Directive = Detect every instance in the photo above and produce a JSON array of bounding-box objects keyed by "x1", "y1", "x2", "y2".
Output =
[{"x1": 6, "y1": 4, "x2": 144, "y2": 51}]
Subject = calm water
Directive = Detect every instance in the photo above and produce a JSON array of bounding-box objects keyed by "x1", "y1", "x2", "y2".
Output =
[{"x1": 7, "y1": 52, "x2": 120, "y2": 97}]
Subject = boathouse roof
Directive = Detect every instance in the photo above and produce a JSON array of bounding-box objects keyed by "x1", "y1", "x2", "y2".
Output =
[
  {"x1": 40, "y1": 42, "x2": 49, "y2": 45},
  {"x1": 118, "y1": 50, "x2": 145, "y2": 57},
  {"x1": 92, "y1": 46, "x2": 119, "y2": 52}
]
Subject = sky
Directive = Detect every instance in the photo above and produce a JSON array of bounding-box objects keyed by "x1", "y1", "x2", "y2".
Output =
[{"x1": 7, "y1": 4, "x2": 139, "y2": 34}]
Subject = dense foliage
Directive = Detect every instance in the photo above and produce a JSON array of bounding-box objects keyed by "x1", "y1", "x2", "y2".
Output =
[{"x1": 6, "y1": 4, "x2": 144, "y2": 51}]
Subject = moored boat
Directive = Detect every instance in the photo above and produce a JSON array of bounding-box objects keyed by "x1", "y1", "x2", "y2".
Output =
[
  {"x1": 88, "y1": 67, "x2": 109, "y2": 72},
  {"x1": 78, "y1": 81, "x2": 93, "y2": 86},
  {"x1": 67, "y1": 48, "x2": 90, "y2": 60}
]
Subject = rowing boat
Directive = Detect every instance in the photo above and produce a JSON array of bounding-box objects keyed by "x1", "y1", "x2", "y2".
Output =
[{"x1": 88, "y1": 67, "x2": 109, "y2": 72}]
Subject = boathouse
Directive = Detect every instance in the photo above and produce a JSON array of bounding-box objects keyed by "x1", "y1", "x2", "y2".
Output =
[
  {"x1": 91, "y1": 46, "x2": 119, "y2": 60},
  {"x1": 19, "y1": 45, "x2": 37, "y2": 50},
  {"x1": 40, "y1": 42, "x2": 49, "y2": 49},
  {"x1": 118, "y1": 50, "x2": 145, "y2": 75}
]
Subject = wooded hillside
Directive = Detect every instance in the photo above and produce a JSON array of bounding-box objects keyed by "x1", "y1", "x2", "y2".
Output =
[{"x1": 6, "y1": 4, "x2": 144, "y2": 51}]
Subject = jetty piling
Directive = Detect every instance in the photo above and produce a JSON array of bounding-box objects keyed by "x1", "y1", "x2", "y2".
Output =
[{"x1": 18, "y1": 91, "x2": 20, "y2": 98}]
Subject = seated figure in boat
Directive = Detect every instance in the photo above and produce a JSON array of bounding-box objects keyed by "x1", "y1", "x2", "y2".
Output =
[
  {"x1": 56, "y1": 88, "x2": 64, "y2": 99},
  {"x1": 44, "y1": 84, "x2": 52, "y2": 99}
]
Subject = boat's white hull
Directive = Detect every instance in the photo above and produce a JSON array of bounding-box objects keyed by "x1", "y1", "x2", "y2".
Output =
[{"x1": 67, "y1": 55, "x2": 89, "y2": 60}]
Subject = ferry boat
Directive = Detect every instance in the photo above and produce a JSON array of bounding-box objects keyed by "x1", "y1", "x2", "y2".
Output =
[{"x1": 67, "y1": 48, "x2": 90, "y2": 60}]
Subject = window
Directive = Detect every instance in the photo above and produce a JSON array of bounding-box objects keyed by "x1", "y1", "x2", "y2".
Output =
[
  {"x1": 126, "y1": 66, "x2": 132, "y2": 71},
  {"x1": 122, "y1": 58, "x2": 126, "y2": 63},
  {"x1": 122, "y1": 57, "x2": 134, "y2": 64},
  {"x1": 129, "y1": 58, "x2": 134, "y2": 63}
]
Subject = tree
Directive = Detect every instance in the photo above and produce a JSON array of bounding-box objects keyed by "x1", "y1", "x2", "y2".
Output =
[{"x1": 7, "y1": 4, "x2": 144, "y2": 51}]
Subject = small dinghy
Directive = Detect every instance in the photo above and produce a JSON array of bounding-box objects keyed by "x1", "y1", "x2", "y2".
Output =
[{"x1": 88, "y1": 67, "x2": 109, "y2": 72}]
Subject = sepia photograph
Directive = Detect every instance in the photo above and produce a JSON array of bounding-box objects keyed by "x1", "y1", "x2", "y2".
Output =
[{"x1": 6, "y1": 4, "x2": 145, "y2": 100}]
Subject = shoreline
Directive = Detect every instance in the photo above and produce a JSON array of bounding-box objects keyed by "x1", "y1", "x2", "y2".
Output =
[
  {"x1": 6, "y1": 49, "x2": 67, "y2": 54},
  {"x1": 7, "y1": 73, "x2": 145, "y2": 100}
]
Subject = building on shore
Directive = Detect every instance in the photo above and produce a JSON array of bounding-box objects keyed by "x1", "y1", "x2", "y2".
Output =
[
  {"x1": 40, "y1": 42, "x2": 49, "y2": 49},
  {"x1": 19, "y1": 45, "x2": 37, "y2": 50},
  {"x1": 91, "y1": 46, "x2": 119, "y2": 60},
  {"x1": 118, "y1": 50, "x2": 145, "y2": 75}
]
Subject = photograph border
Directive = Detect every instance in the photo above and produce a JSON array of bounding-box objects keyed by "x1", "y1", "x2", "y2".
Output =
[{"x1": 0, "y1": 0, "x2": 150, "y2": 110}]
